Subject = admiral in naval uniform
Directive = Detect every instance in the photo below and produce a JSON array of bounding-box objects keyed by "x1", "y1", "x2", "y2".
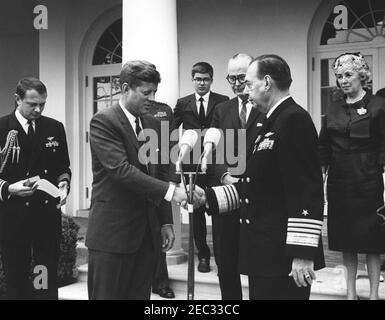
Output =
[
  {"x1": 0, "y1": 78, "x2": 71, "y2": 300},
  {"x1": 195, "y1": 55, "x2": 325, "y2": 300}
]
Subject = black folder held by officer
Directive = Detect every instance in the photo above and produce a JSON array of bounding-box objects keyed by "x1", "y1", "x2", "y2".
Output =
[
  {"x1": 0, "y1": 78, "x2": 71, "y2": 300},
  {"x1": 193, "y1": 55, "x2": 325, "y2": 300}
]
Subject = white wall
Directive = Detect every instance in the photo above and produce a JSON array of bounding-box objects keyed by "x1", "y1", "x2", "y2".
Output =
[
  {"x1": 177, "y1": 0, "x2": 322, "y2": 109},
  {"x1": 0, "y1": 0, "x2": 39, "y2": 117},
  {"x1": 38, "y1": 0, "x2": 122, "y2": 215}
]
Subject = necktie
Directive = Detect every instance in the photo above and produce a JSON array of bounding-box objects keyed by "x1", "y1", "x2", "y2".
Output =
[
  {"x1": 240, "y1": 100, "x2": 247, "y2": 129},
  {"x1": 199, "y1": 97, "x2": 205, "y2": 126},
  {"x1": 135, "y1": 117, "x2": 142, "y2": 138},
  {"x1": 135, "y1": 117, "x2": 148, "y2": 173},
  {"x1": 27, "y1": 120, "x2": 35, "y2": 140}
]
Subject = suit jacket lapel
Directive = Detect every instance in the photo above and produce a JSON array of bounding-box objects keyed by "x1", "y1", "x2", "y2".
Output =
[
  {"x1": 140, "y1": 116, "x2": 153, "y2": 176},
  {"x1": 230, "y1": 99, "x2": 241, "y2": 129},
  {"x1": 206, "y1": 92, "x2": 216, "y2": 117},
  {"x1": 9, "y1": 112, "x2": 26, "y2": 137},
  {"x1": 246, "y1": 110, "x2": 265, "y2": 157},
  {"x1": 187, "y1": 95, "x2": 199, "y2": 119},
  {"x1": 246, "y1": 108, "x2": 259, "y2": 130},
  {"x1": 113, "y1": 104, "x2": 140, "y2": 152}
]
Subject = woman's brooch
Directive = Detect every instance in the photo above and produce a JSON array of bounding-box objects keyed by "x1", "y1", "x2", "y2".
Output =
[{"x1": 357, "y1": 107, "x2": 367, "y2": 115}]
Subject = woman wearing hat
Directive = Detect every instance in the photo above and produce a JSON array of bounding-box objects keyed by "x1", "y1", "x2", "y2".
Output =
[{"x1": 319, "y1": 53, "x2": 385, "y2": 300}]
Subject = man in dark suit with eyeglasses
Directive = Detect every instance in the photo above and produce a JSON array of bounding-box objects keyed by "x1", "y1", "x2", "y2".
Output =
[{"x1": 209, "y1": 53, "x2": 265, "y2": 299}]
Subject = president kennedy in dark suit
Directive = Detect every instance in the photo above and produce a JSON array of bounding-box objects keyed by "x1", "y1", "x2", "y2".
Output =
[
  {"x1": 0, "y1": 78, "x2": 71, "y2": 300},
  {"x1": 209, "y1": 54, "x2": 265, "y2": 300},
  {"x1": 86, "y1": 61, "x2": 187, "y2": 300},
  {"x1": 173, "y1": 62, "x2": 228, "y2": 272}
]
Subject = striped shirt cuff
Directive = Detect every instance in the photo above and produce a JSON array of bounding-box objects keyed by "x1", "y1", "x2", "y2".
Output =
[{"x1": 286, "y1": 218, "x2": 323, "y2": 248}]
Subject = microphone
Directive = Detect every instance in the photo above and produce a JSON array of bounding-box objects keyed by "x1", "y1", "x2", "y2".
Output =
[
  {"x1": 176, "y1": 129, "x2": 199, "y2": 173},
  {"x1": 201, "y1": 128, "x2": 221, "y2": 173}
]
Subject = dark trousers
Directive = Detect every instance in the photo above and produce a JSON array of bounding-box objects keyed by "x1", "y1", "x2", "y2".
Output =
[
  {"x1": 1, "y1": 231, "x2": 60, "y2": 300},
  {"x1": 193, "y1": 205, "x2": 210, "y2": 260},
  {"x1": 152, "y1": 251, "x2": 169, "y2": 289},
  {"x1": 88, "y1": 230, "x2": 155, "y2": 300},
  {"x1": 248, "y1": 276, "x2": 311, "y2": 300},
  {"x1": 212, "y1": 210, "x2": 242, "y2": 300}
]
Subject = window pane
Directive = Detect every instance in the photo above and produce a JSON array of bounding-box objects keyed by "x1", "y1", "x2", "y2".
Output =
[
  {"x1": 320, "y1": 1, "x2": 385, "y2": 45},
  {"x1": 92, "y1": 19, "x2": 122, "y2": 65},
  {"x1": 94, "y1": 76, "x2": 111, "y2": 101}
]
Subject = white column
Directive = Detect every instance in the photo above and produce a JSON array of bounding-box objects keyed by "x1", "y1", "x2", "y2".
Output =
[
  {"x1": 39, "y1": 0, "x2": 66, "y2": 124},
  {"x1": 122, "y1": 0, "x2": 179, "y2": 107},
  {"x1": 123, "y1": 0, "x2": 186, "y2": 264}
]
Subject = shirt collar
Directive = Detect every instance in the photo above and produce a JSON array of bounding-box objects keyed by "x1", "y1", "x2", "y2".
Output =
[
  {"x1": 119, "y1": 101, "x2": 141, "y2": 129},
  {"x1": 15, "y1": 109, "x2": 34, "y2": 133},
  {"x1": 266, "y1": 95, "x2": 291, "y2": 119},
  {"x1": 195, "y1": 91, "x2": 210, "y2": 102},
  {"x1": 15, "y1": 109, "x2": 28, "y2": 126}
]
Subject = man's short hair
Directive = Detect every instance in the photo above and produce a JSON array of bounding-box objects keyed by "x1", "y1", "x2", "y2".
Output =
[
  {"x1": 251, "y1": 54, "x2": 292, "y2": 91},
  {"x1": 16, "y1": 77, "x2": 47, "y2": 99},
  {"x1": 191, "y1": 62, "x2": 213, "y2": 78},
  {"x1": 120, "y1": 60, "x2": 161, "y2": 88}
]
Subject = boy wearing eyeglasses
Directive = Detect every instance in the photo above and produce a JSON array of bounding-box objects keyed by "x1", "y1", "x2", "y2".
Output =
[{"x1": 173, "y1": 62, "x2": 228, "y2": 273}]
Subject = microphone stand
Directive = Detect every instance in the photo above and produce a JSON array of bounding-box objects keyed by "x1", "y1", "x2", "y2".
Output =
[{"x1": 176, "y1": 160, "x2": 205, "y2": 301}]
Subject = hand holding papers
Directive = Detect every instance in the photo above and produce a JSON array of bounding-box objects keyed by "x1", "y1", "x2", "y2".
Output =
[{"x1": 27, "y1": 175, "x2": 67, "y2": 208}]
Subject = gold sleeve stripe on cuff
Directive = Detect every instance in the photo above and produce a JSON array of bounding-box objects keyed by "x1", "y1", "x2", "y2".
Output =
[{"x1": 288, "y1": 218, "x2": 323, "y2": 226}]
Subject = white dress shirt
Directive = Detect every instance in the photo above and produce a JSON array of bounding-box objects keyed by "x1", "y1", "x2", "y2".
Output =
[
  {"x1": 119, "y1": 101, "x2": 143, "y2": 136},
  {"x1": 195, "y1": 91, "x2": 211, "y2": 115},
  {"x1": 15, "y1": 109, "x2": 35, "y2": 134}
]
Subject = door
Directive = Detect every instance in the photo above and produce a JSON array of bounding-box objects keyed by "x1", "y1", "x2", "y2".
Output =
[
  {"x1": 83, "y1": 65, "x2": 122, "y2": 208},
  {"x1": 379, "y1": 48, "x2": 385, "y2": 91}
]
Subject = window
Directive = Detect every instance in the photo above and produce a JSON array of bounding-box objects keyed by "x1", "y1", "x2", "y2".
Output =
[
  {"x1": 92, "y1": 19, "x2": 122, "y2": 65},
  {"x1": 321, "y1": 0, "x2": 385, "y2": 45}
]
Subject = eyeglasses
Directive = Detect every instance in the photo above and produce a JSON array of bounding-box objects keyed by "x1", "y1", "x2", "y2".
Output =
[
  {"x1": 193, "y1": 77, "x2": 212, "y2": 83},
  {"x1": 226, "y1": 74, "x2": 246, "y2": 85}
]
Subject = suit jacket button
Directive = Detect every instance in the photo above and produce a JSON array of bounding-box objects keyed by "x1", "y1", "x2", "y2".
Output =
[
  {"x1": 26, "y1": 172, "x2": 29, "y2": 177},
  {"x1": 239, "y1": 219, "x2": 243, "y2": 224},
  {"x1": 246, "y1": 177, "x2": 251, "y2": 183},
  {"x1": 246, "y1": 219, "x2": 250, "y2": 224},
  {"x1": 241, "y1": 178, "x2": 244, "y2": 183},
  {"x1": 45, "y1": 200, "x2": 49, "y2": 204},
  {"x1": 44, "y1": 170, "x2": 48, "y2": 174},
  {"x1": 240, "y1": 199, "x2": 243, "y2": 204},
  {"x1": 245, "y1": 198, "x2": 249, "y2": 204},
  {"x1": 25, "y1": 202, "x2": 29, "y2": 207}
]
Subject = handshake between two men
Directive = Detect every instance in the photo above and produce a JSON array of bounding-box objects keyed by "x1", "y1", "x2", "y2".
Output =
[
  {"x1": 172, "y1": 183, "x2": 208, "y2": 210},
  {"x1": 171, "y1": 173, "x2": 240, "y2": 211}
]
